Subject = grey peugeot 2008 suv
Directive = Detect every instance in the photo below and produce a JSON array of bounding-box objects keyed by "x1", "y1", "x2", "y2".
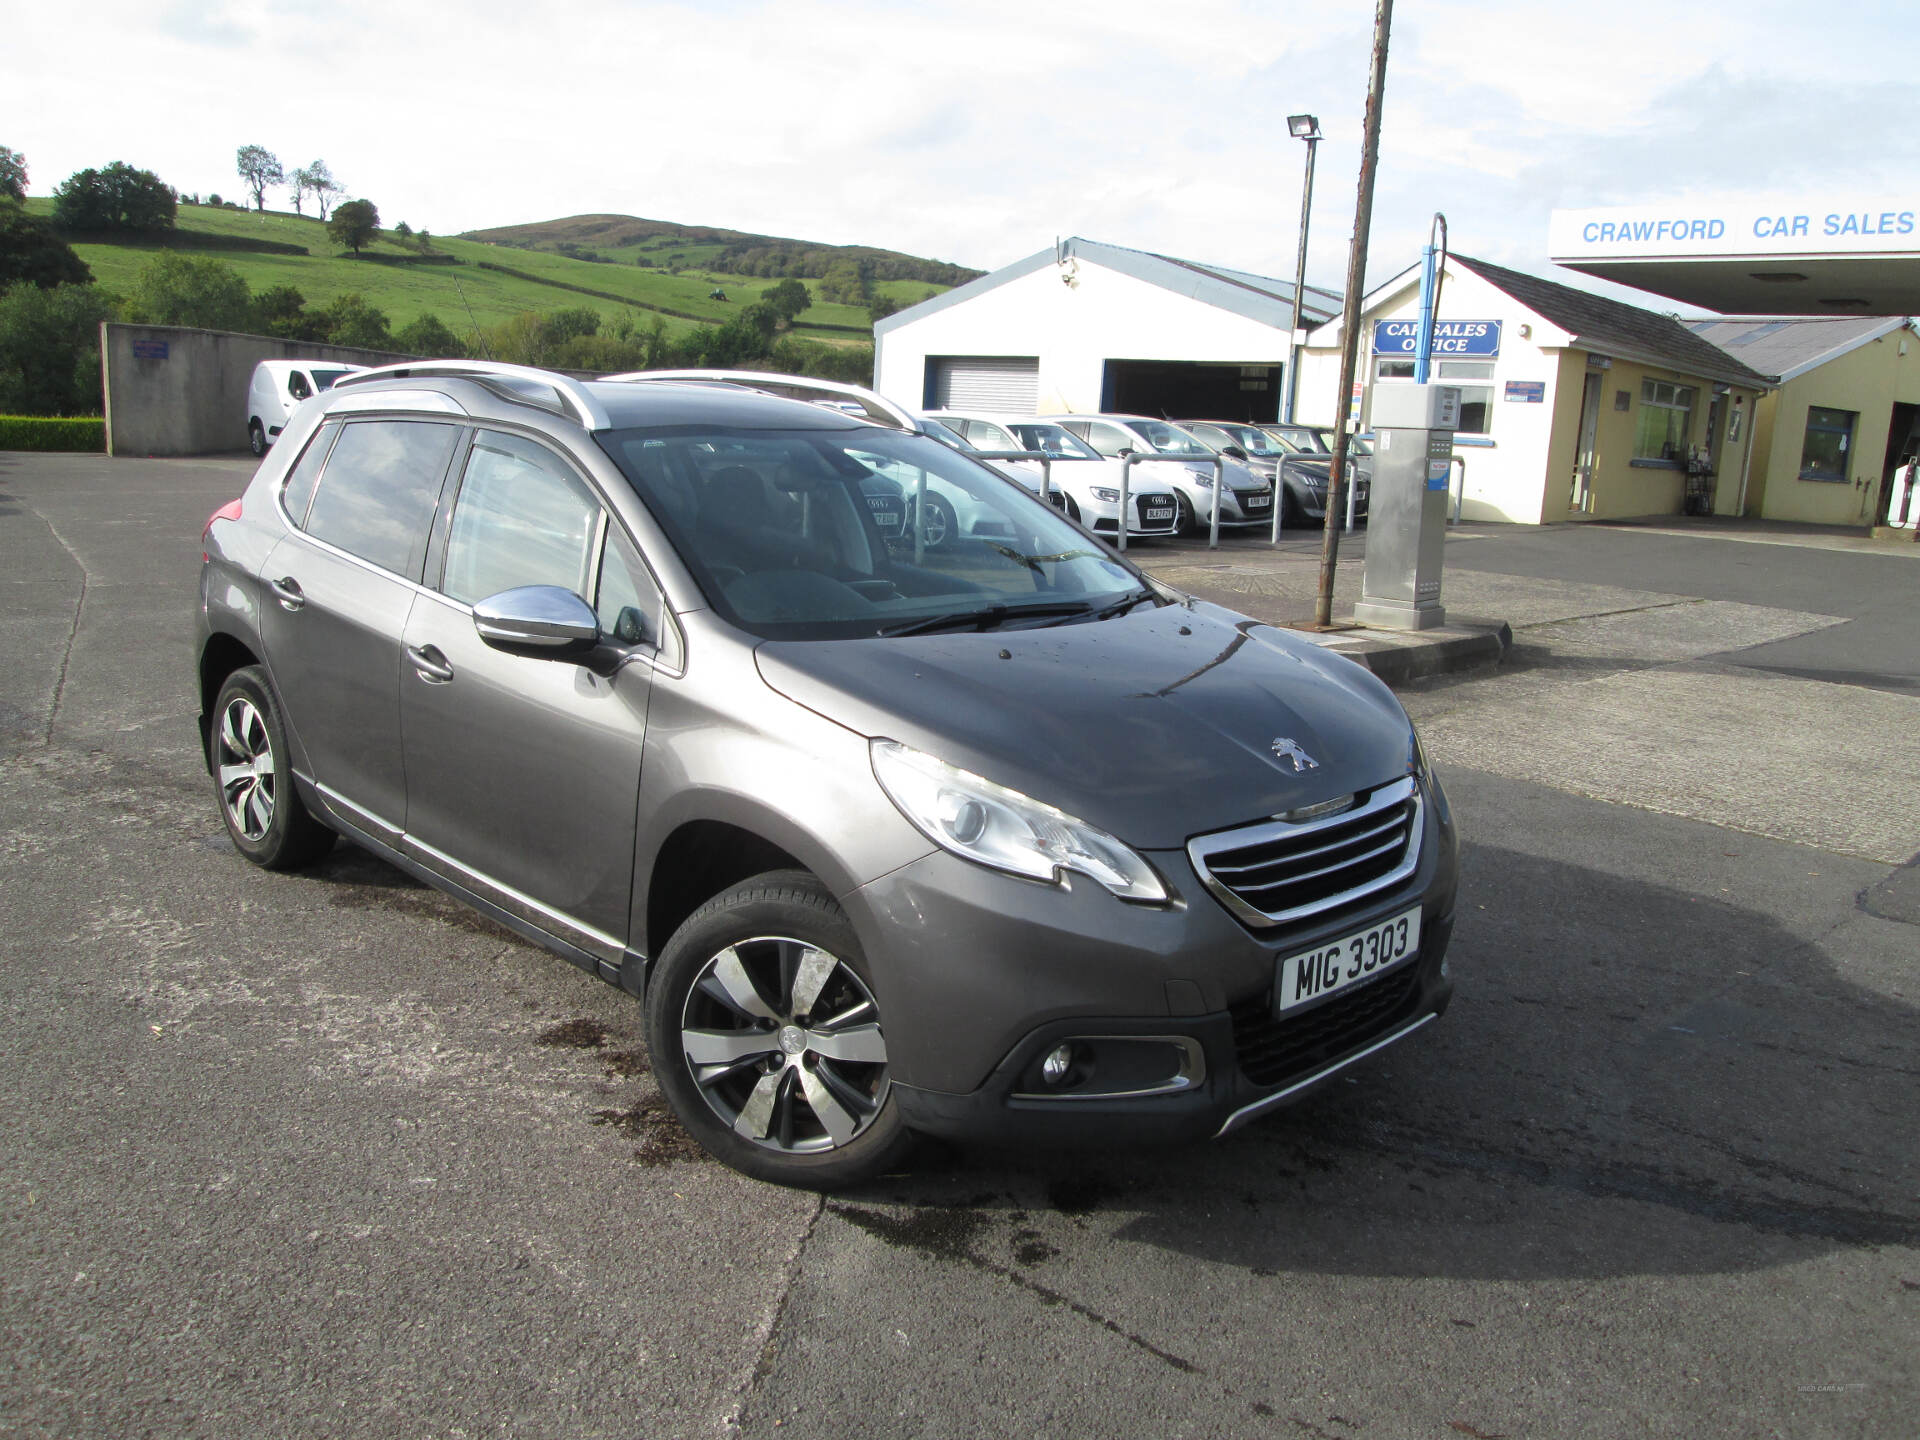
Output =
[{"x1": 195, "y1": 362, "x2": 1459, "y2": 1190}]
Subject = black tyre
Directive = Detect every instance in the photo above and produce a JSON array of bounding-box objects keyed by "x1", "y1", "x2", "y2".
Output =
[
  {"x1": 1173, "y1": 491, "x2": 1198, "y2": 535},
  {"x1": 913, "y1": 492, "x2": 957, "y2": 550},
  {"x1": 248, "y1": 420, "x2": 268, "y2": 458},
  {"x1": 211, "y1": 666, "x2": 335, "y2": 870},
  {"x1": 645, "y1": 870, "x2": 912, "y2": 1190}
]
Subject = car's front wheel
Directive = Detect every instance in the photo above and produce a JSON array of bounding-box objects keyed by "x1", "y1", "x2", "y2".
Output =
[
  {"x1": 211, "y1": 666, "x2": 335, "y2": 870},
  {"x1": 645, "y1": 871, "x2": 911, "y2": 1189},
  {"x1": 248, "y1": 420, "x2": 268, "y2": 458}
]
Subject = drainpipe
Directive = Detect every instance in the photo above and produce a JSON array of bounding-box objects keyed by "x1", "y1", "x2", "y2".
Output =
[{"x1": 1733, "y1": 393, "x2": 1755, "y2": 517}]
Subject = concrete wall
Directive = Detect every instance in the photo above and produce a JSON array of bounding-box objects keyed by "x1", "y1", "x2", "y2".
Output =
[
  {"x1": 101, "y1": 324, "x2": 412, "y2": 458},
  {"x1": 874, "y1": 258, "x2": 1291, "y2": 415},
  {"x1": 1747, "y1": 326, "x2": 1920, "y2": 524}
]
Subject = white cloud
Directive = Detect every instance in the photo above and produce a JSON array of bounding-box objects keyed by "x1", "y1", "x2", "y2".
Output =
[{"x1": 5, "y1": 0, "x2": 1913, "y2": 304}]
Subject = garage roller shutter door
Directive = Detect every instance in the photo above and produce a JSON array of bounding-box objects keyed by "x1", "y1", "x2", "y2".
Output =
[{"x1": 932, "y1": 357, "x2": 1040, "y2": 413}]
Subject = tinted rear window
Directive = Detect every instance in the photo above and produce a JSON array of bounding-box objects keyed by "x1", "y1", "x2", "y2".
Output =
[{"x1": 303, "y1": 420, "x2": 459, "y2": 579}]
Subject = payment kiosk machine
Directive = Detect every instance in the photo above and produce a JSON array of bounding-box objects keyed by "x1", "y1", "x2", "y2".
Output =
[{"x1": 1353, "y1": 384, "x2": 1462, "y2": 631}]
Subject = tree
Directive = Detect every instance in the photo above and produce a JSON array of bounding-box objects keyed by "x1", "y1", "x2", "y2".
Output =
[
  {"x1": 235, "y1": 145, "x2": 283, "y2": 212},
  {"x1": 394, "y1": 313, "x2": 464, "y2": 358},
  {"x1": 0, "y1": 201, "x2": 93, "y2": 291},
  {"x1": 867, "y1": 294, "x2": 901, "y2": 324},
  {"x1": 0, "y1": 147, "x2": 26, "y2": 201},
  {"x1": 251, "y1": 284, "x2": 325, "y2": 341},
  {"x1": 543, "y1": 306, "x2": 600, "y2": 344},
  {"x1": 311, "y1": 292, "x2": 392, "y2": 349},
  {"x1": 296, "y1": 160, "x2": 342, "y2": 221},
  {"x1": 0, "y1": 282, "x2": 114, "y2": 415},
  {"x1": 762, "y1": 278, "x2": 811, "y2": 324},
  {"x1": 52, "y1": 162, "x2": 177, "y2": 233},
  {"x1": 327, "y1": 199, "x2": 380, "y2": 254},
  {"x1": 127, "y1": 253, "x2": 252, "y2": 331},
  {"x1": 393, "y1": 221, "x2": 412, "y2": 241}
]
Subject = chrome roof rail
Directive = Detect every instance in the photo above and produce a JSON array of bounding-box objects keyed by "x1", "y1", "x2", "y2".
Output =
[
  {"x1": 601, "y1": 369, "x2": 923, "y2": 433},
  {"x1": 331, "y1": 360, "x2": 613, "y2": 431}
]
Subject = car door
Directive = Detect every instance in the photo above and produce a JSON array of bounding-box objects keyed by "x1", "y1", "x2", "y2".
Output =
[
  {"x1": 258, "y1": 417, "x2": 462, "y2": 841},
  {"x1": 397, "y1": 427, "x2": 656, "y2": 958}
]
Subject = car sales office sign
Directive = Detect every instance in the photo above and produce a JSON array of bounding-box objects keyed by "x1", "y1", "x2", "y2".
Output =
[{"x1": 1373, "y1": 319, "x2": 1501, "y2": 357}]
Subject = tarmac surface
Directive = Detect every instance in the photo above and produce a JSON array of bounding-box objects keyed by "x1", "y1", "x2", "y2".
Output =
[{"x1": 2, "y1": 453, "x2": 1916, "y2": 1439}]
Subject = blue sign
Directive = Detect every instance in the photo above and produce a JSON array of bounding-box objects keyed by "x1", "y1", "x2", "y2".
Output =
[
  {"x1": 1426, "y1": 460, "x2": 1452, "y2": 491},
  {"x1": 131, "y1": 340, "x2": 169, "y2": 360},
  {"x1": 1373, "y1": 319, "x2": 1501, "y2": 357},
  {"x1": 1504, "y1": 380, "x2": 1545, "y2": 403}
]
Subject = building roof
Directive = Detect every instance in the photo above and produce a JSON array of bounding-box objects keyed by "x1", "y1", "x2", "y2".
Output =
[
  {"x1": 1447, "y1": 255, "x2": 1774, "y2": 389},
  {"x1": 1683, "y1": 315, "x2": 1915, "y2": 383},
  {"x1": 873, "y1": 236, "x2": 1343, "y2": 338}
]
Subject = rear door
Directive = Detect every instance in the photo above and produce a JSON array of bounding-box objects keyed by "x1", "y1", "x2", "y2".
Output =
[
  {"x1": 398, "y1": 427, "x2": 656, "y2": 956},
  {"x1": 258, "y1": 417, "x2": 462, "y2": 840}
]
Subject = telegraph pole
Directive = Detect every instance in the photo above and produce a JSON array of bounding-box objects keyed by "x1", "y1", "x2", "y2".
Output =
[{"x1": 1314, "y1": 0, "x2": 1393, "y2": 628}]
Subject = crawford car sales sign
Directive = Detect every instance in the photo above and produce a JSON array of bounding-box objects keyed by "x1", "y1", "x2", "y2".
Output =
[{"x1": 1372, "y1": 319, "x2": 1502, "y2": 357}]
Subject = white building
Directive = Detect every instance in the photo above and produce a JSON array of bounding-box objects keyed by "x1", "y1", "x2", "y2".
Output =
[{"x1": 873, "y1": 237, "x2": 1340, "y2": 420}]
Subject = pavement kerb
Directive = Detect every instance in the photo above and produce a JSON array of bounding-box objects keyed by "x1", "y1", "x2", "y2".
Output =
[{"x1": 1286, "y1": 617, "x2": 1513, "y2": 684}]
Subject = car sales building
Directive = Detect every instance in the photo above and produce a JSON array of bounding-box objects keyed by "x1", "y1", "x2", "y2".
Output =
[{"x1": 1293, "y1": 254, "x2": 1771, "y2": 524}]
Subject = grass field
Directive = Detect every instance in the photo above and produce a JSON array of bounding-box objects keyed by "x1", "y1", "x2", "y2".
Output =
[{"x1": 25, "y1": 201, "x2": 932, "y2": 348}]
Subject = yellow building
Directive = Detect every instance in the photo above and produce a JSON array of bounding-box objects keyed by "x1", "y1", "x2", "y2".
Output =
[
  {"x1": 1297, "y1": 255, "x2": 1772, "y2": 524},
  {"x1": 1686, "y1": 317, "x2": 1920, "y2": 526}
]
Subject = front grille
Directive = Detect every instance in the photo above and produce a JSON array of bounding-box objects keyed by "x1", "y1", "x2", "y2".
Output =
[
  {"x1": 1135, "y1": 493, "x2": 1175, "y2": 525},
  {"x1": 1230, "y1": 963, "x2": 1423, "y2": 1087},
  {"x1": 1188, "y1": 777, "x2": 1421, "y2": 928}
]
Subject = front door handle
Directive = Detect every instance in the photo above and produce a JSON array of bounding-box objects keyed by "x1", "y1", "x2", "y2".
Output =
[
  {"x1": 406, "y1": 643, "x2": 454, "y2": 684},
  {"x1": 269, "y1": 576, "x2": 305, "y2": 612}
]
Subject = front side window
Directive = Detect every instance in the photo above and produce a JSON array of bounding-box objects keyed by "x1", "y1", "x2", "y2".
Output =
[
  {"x1": 1634, "y1": 379, "x2": 1697, "y2": 462},
  {"x1": 596, "y1": 425, "x2": 1147, "y2": 640},
  {"x1": 302, "y1": 419, "x2": 460, "y2": 578},
  {"x1": 1127, "y1": 421, "x2": 1209, "y2": 456},
  {"x1": 288, "y1": 371, "x2": 313, "y2": 401},
  {"x1": 1798, "y1": 407, "x2": 1856, "y2": 483},
  {"x1": 442, "y1": 431, "x2": 601, "y2": 604},
  {"x1": 1080, "y1": 421, "x2": 1133, "y2": 457}
]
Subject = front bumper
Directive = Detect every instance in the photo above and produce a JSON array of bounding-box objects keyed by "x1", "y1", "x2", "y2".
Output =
[{"x1": 846, "y1": 772, "x2": 1459, "y2": 1147}]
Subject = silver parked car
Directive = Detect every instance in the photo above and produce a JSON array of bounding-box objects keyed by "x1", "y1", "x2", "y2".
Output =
[{"x1": 196, "y1": 363, "x2": 1459, "y2": 1189}]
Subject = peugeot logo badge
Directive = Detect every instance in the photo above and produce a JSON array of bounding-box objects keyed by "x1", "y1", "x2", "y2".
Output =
[{"x1": 1269, "y1": 737, "x2": 1319, "y2": 773}]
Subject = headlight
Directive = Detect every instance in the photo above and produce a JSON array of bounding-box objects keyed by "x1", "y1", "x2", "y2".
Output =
[
  {"x1": 1091, "y1": 486, "x2": 1120, "y2": 502},
  {"x1": 1187, "y1": 469, "x2": 1215, "y2": 487},
  {"x1": 872, "y1": 740, "x2": 1168, "y2": 903},
  {"x1": 1407, "y1": 720, "x2": 1430, "y2": 779}
]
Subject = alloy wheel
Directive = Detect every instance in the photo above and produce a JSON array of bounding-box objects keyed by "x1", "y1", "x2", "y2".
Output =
[
  {"x1": 679, "y1": 936, "x2": 890, "y2": 1153},
  {"x1": 217, "y1": 695, "x2": 277, "y2": 841}
]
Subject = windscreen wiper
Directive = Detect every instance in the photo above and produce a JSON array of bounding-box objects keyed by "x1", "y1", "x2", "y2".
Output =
[{"x1": 878, "y1": 600, "x2": 1096, "y2": 637}]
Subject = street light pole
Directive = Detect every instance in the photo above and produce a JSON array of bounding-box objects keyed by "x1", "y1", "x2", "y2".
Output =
[{"x1": 1282, "y1": 114, "x2": 1321, "y2": 427}]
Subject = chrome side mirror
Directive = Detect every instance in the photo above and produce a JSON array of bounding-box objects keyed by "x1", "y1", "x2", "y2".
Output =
[{"x1": 472, "y1": 585, "x2": 599, "y2": 657}]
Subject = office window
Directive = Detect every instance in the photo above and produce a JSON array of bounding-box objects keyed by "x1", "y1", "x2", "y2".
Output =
[
  {"x1": 1797, "y1": 407, "x2": 1856, "y2": 483},
  {"x1": 1634, "y1": 379, "x2": 1696, "y2": 462}
]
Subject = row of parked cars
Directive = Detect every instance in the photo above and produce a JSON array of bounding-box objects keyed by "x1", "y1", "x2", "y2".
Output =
[{"x1": 246, "y1": 362, "x2": 1370, "y2": 539}]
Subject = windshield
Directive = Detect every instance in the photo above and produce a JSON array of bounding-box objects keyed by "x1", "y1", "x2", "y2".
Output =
[
  {"x1": 596, "y1": 425, "x2": 1150, "y2": 640},
  {"x1": 1009, "y1": 423, "x2": 1100, "y2": 460},
  {"x1": 309, "y1": 367, "x2": 353, "y2": 391},
  {"x1": 1262, "y1": 426, "x2": 1324, "y2": 454},
  {"x1": 1215, "y1": 425, "x2": 1284, "y2": 457},
  {"x1": 1129, "y1": 421, "x2": 1210, "y2": 456},
  {"x1": 1312, "y1": 427, "x2": 1373, "y2": 456},
  {"x1": 918, "y1": 417, "x2": 972, "y2": 449}
]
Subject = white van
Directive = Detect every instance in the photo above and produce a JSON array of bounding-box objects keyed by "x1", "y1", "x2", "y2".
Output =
[{"x1": 246, "y1": 360, "x2": 366, "y2": 456}]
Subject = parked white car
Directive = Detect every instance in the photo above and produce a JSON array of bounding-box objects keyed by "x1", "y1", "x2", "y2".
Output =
[
  {"x1": 1044, "y1": 414, "x2": 1273, "y2": 533},
  {"x1": 927, "y1": 412, "x2": 1181, "y2": 540},
  {"x1": 246, "y1": 360, "x2": 366, "y2": 457}
]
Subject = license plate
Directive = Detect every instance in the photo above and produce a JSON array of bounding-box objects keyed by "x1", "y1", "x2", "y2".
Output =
[
  {"x1": 1276, "y1": 906, "x2": 1421, "y2": 1013},
  {"x1": 1246, "y1": 493, "x2": 1270, "y2": 509},
  {"x1": 1143, "y1": 506, "x2": 1174, "y2": 522},
  {"x1": 872, "y1": 511, "x2": 901, "y2": 529}
]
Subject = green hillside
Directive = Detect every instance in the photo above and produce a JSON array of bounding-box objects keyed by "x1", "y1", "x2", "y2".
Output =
[{"x1": 24, "y1": 200, "x2": 941, "y2": 347}]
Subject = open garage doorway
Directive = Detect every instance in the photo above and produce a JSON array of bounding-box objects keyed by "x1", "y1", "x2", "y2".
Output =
[{"x1": 1100, "y1": 360, "x2": 1281, "y2": 421}]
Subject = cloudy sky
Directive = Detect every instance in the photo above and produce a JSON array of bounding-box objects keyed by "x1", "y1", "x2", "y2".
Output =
[{"x1": 8, "y1": 0, "x2": 1916, "y2": 298}]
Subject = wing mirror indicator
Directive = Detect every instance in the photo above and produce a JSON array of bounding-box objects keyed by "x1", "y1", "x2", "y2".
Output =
[{"x1": 472, "y1": 586, "x2": 601, "y2": 657}]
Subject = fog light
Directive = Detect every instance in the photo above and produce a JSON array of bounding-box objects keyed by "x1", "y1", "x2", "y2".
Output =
[{"x1": 1041, "y1": 1044, "x2": 1075, "y2": 1087}]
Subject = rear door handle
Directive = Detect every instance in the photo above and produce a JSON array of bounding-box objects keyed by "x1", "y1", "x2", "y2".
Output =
[
  {"x1": 269, "y1": 576, "x2": 304, "y2": 612},
  {"x1": 406, "y1": 643, "x2": 454, "y2": 684}
]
